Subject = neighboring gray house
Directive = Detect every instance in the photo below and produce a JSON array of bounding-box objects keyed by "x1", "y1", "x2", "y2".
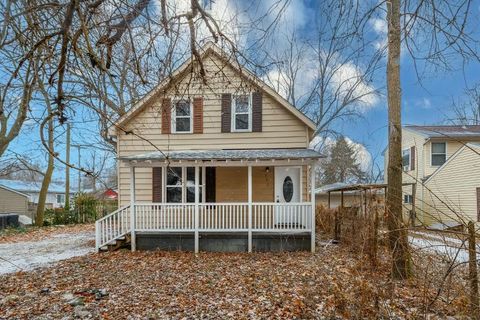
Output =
[{"x1": 0, "y1": 179, "x2": 77, "y2": 209}]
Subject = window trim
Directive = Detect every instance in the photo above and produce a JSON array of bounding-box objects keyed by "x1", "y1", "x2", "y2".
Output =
[
  {"x1": 165, "y1": 167, "x2": 204, "y2": 203},
  {"x1": 171, "y1": 99, "x2": 193, "y2": 134},
  {"x1": 231, "y1": 93, "x2": 252, "y2": 132},
  {"x1": 431, "y1": 141, "x2": 447, "y2": 167},
  {"x1": 402, "y1": 148, "x2": 411, "y2": 171},
  {"x1": 56, "y1": 194, "x2": 65, "y2": 204},
  {"x1": 404, "y1": 194, "x2": 413, "y2": 204}
]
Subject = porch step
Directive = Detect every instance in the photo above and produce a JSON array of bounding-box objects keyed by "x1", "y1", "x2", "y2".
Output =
[{"x1": 99, "y1": 234, "x2": 131, "y2": 252}]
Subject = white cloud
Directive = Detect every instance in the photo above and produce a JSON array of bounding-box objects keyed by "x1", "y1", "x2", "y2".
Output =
[
  {"x1": 310, "y1": 136, "x2": 373, "y2": 172},
  {"x1": 369, "y1": 17, "x2": 388, "y2": 50},
  {"x1": 329, "y1": 61, "x2": 379, "y2": 111},
  {"x1": 417, "y1": 97, "x2": 432, "y2": 109}
]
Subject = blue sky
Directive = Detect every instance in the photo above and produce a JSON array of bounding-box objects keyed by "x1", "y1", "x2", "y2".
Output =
[{"x1": 5, "y1": 0, "x2": 480, "y2": 182}]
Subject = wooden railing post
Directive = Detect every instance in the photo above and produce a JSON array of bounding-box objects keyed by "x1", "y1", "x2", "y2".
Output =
[
  {"x1": 248, "y1": 165, "x2": 252, "y2": 252},
  {"x1": 310, "y1": 164, "x2": 316, "y2": 253},
  {"x1": 130, "y1": 166, "x2": 136, "y2": 252},
  {"x1": 194, "y1": 166, "x2": 200, "y2": 253},
  {"x1": 95, "y1": 220, "x2": 100, "y2": 252}
]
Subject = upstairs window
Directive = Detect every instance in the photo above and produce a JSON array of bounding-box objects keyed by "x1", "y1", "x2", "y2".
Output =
[
  {"x1": 431, "y1": 142, "x2": 446, "y2": 166},
  {"x1": 232, "y1": 94, "x2": 251, "y2": 131},
  {"x1": 172, "y1": 99, "x2": 192, "y2": 133},
  {"x1": 402, "y1": 149, "x2": 410, "y2": 171}
]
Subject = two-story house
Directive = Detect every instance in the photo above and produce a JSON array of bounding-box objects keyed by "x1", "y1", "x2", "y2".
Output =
[
  {"x1": 384, "y1": 125, "x2": 480, "y2": 228},
  {"x1": 95, "y1": 43, "x2": 322, "y2": 253}
]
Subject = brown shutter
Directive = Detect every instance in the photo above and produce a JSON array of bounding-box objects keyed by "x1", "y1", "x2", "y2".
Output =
[
  {"x1": 410, "y1": 146, "x2": 415, "y2": 170},
  {"x1": 161, "y1": 98, "x2": 171, "y2": 134},
  {"x1": 221, "y1": 93, "x2": 231, "y2": 133},
  {"x1": 252, "y1": 92, "x2": 263, "y2": 132},
  {"x1": 477, "y1": 187, "x2": 480, "y2": 222},
  {"x1": 152, "y1": 167, "x2": 162, "y2": 202},
  {"x1": 193, "y1": 97, "x2": 203, "y2": 134}
]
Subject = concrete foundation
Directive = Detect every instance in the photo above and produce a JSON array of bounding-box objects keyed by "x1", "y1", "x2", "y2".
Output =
[{"x1": 136, "y1": 232, "x2": 311, "y2": 252}]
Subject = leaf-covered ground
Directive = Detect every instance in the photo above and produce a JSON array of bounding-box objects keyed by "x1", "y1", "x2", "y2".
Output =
[
  {"x1": 0, "y1": 224, "x2": 94, "y2": 244},
  {"x1": 0, "y1": 243, "x2": 469, "y2": 319}
]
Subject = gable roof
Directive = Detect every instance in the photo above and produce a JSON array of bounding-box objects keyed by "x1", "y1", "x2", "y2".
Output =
[
  {"x1": 112, "y1": 42, "x2": 316, "y2": 132},
  {"x1": 0, "y1": 184, "x2": 29, "y2": 198},
  {"x1": 0, "y1": 179, "x2": 81, "y2": 194},
  {"x1": 404, "y1": 125, "x2": 480, "y2": 139},
  {"x1": 424, "y1": 142, "x2": 480, "y2": 184}
]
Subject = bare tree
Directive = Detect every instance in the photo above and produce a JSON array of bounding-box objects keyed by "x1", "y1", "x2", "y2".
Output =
[
  {"x1": 384, "y1": 0, "x2": 480, "y2": 279},
  {"x1": 262, "y1": 0, "x2": 383, "y2": 136},
  {"x1": 447, "y1": 84, "x2": 480, "y2": 125},
  {"x1": 35, "y1": 81, "x2": 55, "y2": 226}
]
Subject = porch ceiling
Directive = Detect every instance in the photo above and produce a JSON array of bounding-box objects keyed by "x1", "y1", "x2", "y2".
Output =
[{"x1": 119, "y1": 148, "x2": 323, "y2": 166}]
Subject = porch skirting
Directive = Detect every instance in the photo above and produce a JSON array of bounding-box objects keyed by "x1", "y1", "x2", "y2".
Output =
[{"x1": 136, "y1": 232, "x2": 311, "y2": 252}]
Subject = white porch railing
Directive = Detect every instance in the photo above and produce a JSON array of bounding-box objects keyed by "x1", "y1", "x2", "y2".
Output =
[
  {"x1": 95, "y1": 205, "x2": 131, "y2": 250},
  {"x1": 96, "y1": 202, "x2": 313, "y2": 251}
]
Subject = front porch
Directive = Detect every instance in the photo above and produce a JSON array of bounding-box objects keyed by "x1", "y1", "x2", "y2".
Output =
[{"x1": 95, "y1": 149, "x2": 322, "y2": 253}]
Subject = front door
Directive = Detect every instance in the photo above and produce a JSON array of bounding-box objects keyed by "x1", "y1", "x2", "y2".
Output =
[{"x1": 274, "y1": 167, "x2": 301, "y2": 225}]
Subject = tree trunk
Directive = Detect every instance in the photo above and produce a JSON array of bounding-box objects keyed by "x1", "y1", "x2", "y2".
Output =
[
  {"x1": 386, "y1": 0, "x2": 410, "y2": 280},
  {"x1": 468, "y1": 222, "x2": 479, "y2": 319},
  {"x1": 36, "y1": 91, "x2": 55, "y2": 227},
  {"x1": 65, "y1": 123, "x2": 70, "y2": 210}
]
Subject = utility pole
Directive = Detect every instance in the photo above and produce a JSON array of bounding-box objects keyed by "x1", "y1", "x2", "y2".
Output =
[
  {"x1": 65, "y1": 123, "x2": 70, "y2": 209},
  {"x1": 72, "y1": 144, "x2": 82, "y2": 193}
]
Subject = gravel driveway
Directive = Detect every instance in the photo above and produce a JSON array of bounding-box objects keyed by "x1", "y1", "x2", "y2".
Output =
[{"x1": 0, "y1": 230, "x2": 94, "y2": 275}]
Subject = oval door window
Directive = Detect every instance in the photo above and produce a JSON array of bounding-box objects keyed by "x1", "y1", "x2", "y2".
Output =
[{"x1": 283, "y1": 176, "x2": 294, "y2": 202}]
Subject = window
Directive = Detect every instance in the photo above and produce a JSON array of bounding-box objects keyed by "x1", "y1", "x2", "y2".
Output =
[
  {"x1": 56, "y1": 194, "x2": 65, "y2": 204},
  {"x1": 402, "y1": 149, "x2": 410, "y2": 171},
  {"x1": 166, "y1": 167, "x2": 203, "y2": 203},
  {"x1": 172, "y1": 99, "x2": 192, "y2": 133},
  {"x1": 232, "y1": 94, "x2": 251, "y2": 131},
  {"x1": 404, "y1": 195, "x2": 413, "y2": 204},
  {"x1": 166, "y1": 167, "x2": 182, "y2": 202},
  {"x1": 431, "y1": 142, "x2": 446, "y2": 166}
]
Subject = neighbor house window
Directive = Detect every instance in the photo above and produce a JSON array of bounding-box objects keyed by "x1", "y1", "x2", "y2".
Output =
[
  {"x1": 402, "y1": 149, "x2": 410, "y2": 171},
  {"x1": 431, "y1": 142, "x2": 446, "y2": 166},
  {"x1": 404, "y1": 195, "x2": 413, "y2": 204},
  {"x1": 232, "y1": 94, "x2": 251, "y2": 131},
  {"x1": 56, "y1": 194, "x2": 65, "y2": 204},
  {"x1": 166, "y1": 167, "x2": 203, "y2": 203},
  {"x1": 172, "y1": 99, "x2": 192, "y2": 133}
]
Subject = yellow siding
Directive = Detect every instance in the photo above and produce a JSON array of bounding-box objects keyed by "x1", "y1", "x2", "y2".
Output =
[
  {"x1": 215, "y1": 166, "x2": 275, "y2": 202},
  {"x1": 423, "y1": 145, "x2": 480, "y2": 225},
  {"x1": 423, "y1": 140, "x2": 463, "y2": 177},
  {"x1": 117, "y1": 52, "x2": 311, "y2": 206},
  {"x1": 0, "y1": 187, "x2": 28, "y2": 216}
]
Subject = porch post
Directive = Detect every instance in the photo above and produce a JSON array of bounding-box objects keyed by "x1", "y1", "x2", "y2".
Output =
[
  {"x1": 130, "y1": 166, "x2": 136, "y2": 251},
  {"x1": 248, "y1": 165, "x2": 252, "y2": 253},
  {"x1": 194, "y1": 166, "x2": 199, "y2": 253},
  {"x1": 310, "y1": 164, "x2": 316, "y2": 253}
]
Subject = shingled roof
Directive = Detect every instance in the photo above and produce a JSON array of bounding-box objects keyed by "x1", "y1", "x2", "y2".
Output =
[{"x1": 404, "y1": 125, "x2": 480, "y2": 138}]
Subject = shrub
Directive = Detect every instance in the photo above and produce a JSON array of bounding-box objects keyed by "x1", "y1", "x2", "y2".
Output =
[
  {"x1": 44, "y1": 208, "x2": 77, "y2": 225},
  {"x1": 74, "y1": 192, "x2": 98, "y2": 223}
]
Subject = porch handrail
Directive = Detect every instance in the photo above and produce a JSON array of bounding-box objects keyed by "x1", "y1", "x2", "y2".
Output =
[{"x1": 95, "y1": 204, "x2": 132, "y2": 251}]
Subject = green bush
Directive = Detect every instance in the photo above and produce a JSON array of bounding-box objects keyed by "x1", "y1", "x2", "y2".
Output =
[
  {"x1": 44, "y1": 208, "x2": 77, "y2": 225},
  {"x1": 74, "y1": 192, "x2": 98, "y2": 223}
]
